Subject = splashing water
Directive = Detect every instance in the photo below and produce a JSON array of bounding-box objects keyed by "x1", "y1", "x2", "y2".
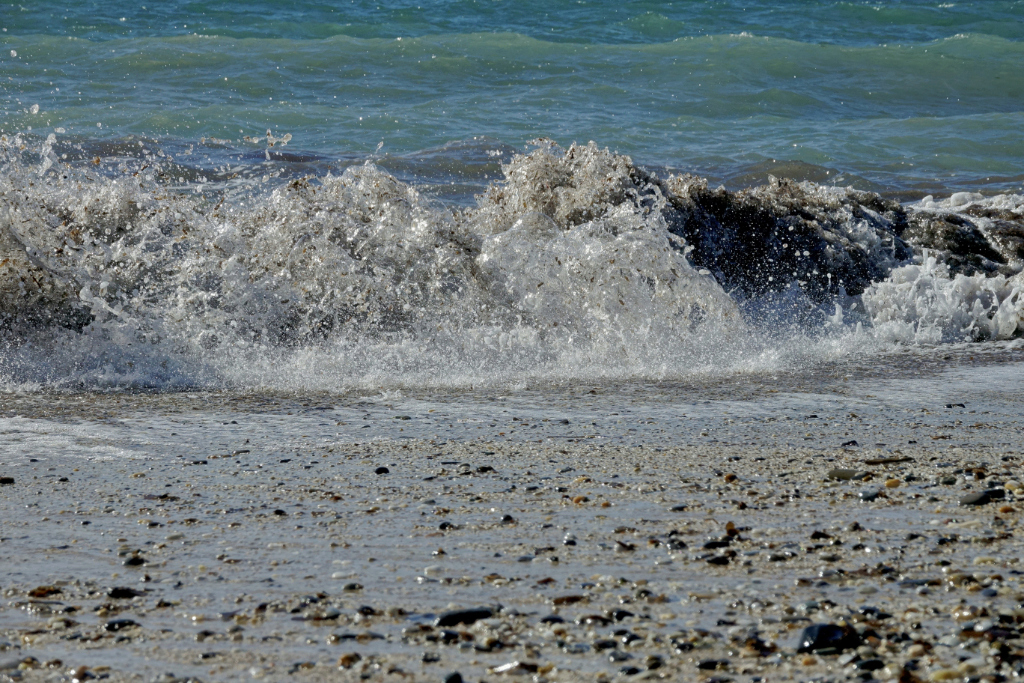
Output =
[{"x1": 1, "y1": 136, "x2": 1022, "y2": 390}]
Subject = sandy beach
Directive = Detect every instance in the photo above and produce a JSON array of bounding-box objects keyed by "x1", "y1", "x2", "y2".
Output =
[{"x1": 3, "y1": 354, "x2": 1024, "y2": 683}]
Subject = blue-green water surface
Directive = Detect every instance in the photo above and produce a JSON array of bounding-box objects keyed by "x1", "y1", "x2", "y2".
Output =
[{"x1": 2, "y1": 1, "x2": 1023, "y2": 194}]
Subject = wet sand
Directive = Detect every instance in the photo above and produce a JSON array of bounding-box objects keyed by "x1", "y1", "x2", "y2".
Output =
[{"x1": 2, "y1": 360, "x2": 1024, "y2": 682}]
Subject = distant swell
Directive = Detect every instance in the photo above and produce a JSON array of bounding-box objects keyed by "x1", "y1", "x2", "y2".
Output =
[{"x1": 1, "y1": 135, "x2": 1023, "y2": 390}]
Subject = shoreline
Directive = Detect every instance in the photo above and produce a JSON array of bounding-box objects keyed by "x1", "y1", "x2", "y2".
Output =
[{"x1": 3, "y1": 429, "x2": 1023, "y2": 681}]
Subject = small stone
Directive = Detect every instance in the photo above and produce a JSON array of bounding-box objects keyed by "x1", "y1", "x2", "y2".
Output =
[
  {"x1": 827, "y1": 469, "x2": 859, "y2": 481},
  {"x1": 884, "y1": 479, "x2": 900, "y2": 489},
  {"x1": 434, "y1": 608, "x2": 494, "y2": 627},
  {"x1": 0, "y1": 477, "x2": 14, "y2": 485},
  {"x1": 857, "y1": 659, "x2": 885, "y2": 671},
  {"x1": 797, "y1": 623, "x2": 862, "y2": 654},
  {"x1": 374, "y1": 466, "x2": 389, "y2": 475},
  {"x1": 443, "y1": 673, "x2": 463, "y2": 683},
  {"x1": 960, "y1": 489, "x2": 1005, "y2": 506},
  {"x1": 108, "y1": 587, "x2": 144, "y2": 599},
  {"x1": 859, "y1": 489, "x2": 881, "y2": 502},
  {"x1": 337, "y1": 653, "x2": 361, "y2": 669},
  {"x1": 104, "y1": 619, "x2": 140, "y2": 632},
  {"x1": 696, "y1": 659, "x2": 728, "y2": 670}
]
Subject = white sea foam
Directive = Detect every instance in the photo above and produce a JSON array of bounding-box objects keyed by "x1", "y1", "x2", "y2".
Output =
[{"x1": 1, "y1": 136, "x2": 1021, "y2": 391}]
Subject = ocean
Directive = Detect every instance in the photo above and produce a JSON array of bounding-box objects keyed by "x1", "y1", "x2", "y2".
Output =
[{"x1": 1, "y1": 0, "x2": 1023, "y2": 392}]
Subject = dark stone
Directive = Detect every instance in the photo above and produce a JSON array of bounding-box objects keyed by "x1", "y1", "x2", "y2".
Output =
[
  {"x1": 442, "y1": 673, "x2": 463, "y2": 683},
  {"x1": 0, "y1": 477, "x2": 13, "y2": 485},
  {"x1": 500, "y1": 514, "x2": 516, "y2": 524},
  {"x1": 960, "y1": 489, "x2": 1005, "y2": 506},
  {"x1": 619, "y1": 666, "x2": 641, "y2": 676},
  {"x1": 438, "y1": 630, "x2": 460, "y2": 644},
  {"x1": 273, "y1": 509, "x2": 286, "y2": 516},
  {"x1": 108, "y1": 587, "x2": 144, "y2": 599},
  {"x1": 104, "y1": 619, "x2": 140, "y2": 632},
  {"x1": 857, "y1": 659, "x2": 886, "y2": 671},
  {"x1": 434, "y1": 608, "x2": 493, "y2": 628},
  {"x1": 696, "y1": 659, "x2": 729, "y2": 670},
  {"x1": 797, "y1": 623, "x2": 862, "y2": 653},
  {"x1": 706, "y1": 555, "x2": 730, "y2": 566},
  {"x1": 539, "y1": 615, "x2": 564, "y2": 624},
  {"x1": 841, "y1": 440, "x2": 859, "y2": 447},
  {"x1": 375, "y1": 467, "x2": 390, "y2": 475},
  {"x1": 859, "y1": 489, "x2": 881, "y2": 502},
  {"x1": 438, "y1": 521, "x2": 458, "y2": 530},
  {"x1": 123, "y1": 556, "x2": 147, "y2": 567},
  {"x1": 593, "y1": 639, "x2": 618, "y2": 651}
]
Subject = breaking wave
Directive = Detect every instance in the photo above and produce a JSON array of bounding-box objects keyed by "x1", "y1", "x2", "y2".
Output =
[{"x1": 1, "y1": 134, "x2": 1022, "y2": 390}]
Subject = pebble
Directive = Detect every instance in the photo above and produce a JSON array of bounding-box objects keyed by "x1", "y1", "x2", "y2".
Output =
[
  {"x1": 0, "y1": 477, "x2": 14, "y2": 485},
  {"x1": 375, "y1": 466, "x2": 390, "y2": 475},
  {"x1": 797, "y1": 623, "x2": 862, "y2": 654},
  {"x1": 443, "y1": 674, "x2": 463, "y2": 683},
  {"x1": 434, "y1": 608, "x2": 494, "y2": 627},
  {"x1": 884, "y1": 478, "x2": 900, "y2": 488},
  {"x1": 960, "y1": 489, "x2": 1005, "y2": 506},
  {"x1": 859, "y1": 489, "x2": 881, "y2": 502}
]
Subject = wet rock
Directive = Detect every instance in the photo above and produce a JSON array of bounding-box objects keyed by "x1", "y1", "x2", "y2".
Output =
[
  {"x1": 104, "y1": 619, "x2": 140, "y2": 632},
  {"x1": 827, "y1": 469, "x2": 866, "y2": 481},
  {"x1": 434, "y1": 608, "x2": 494, "y2": 627},
  {"x1": 960, "y1": 489, "x2": 1005, "y2": 506},
  {"x1": 337, "y1": 653, "x2": 361, "y2": 669},
  {"x1": 442, "y1": 673, "x2": 463, "y2": 683},
  {"x1": 859, "y1": 489, "x2": 881, "y2": 502},
  {"x1": 27, "y1": 586, "x2": 61, "y2": 598},
  {"x1": 108, "y1": 587, "x2": 144, "y2": 599},
  {"x1": 662, "y1": 173, "x2": 911, "y2": 302},
  {"x1": 696, "y1": 659, "x2": 729, "y2": 670},
  {"x1": 489, "y1": 661, "x2": 538, "y2": 675},
  {"x1": 374, "y1": 466, "x2": 390, "y2": 475},
  {"x1": 0, "y1": 477, "x2": 13, "y2": 485},
  {"x1": 856, "y1": 658, "x2": 885, "y2": 671},
  {"x1": 797, "y1": 623, "x2": 862, "y2": 654}
]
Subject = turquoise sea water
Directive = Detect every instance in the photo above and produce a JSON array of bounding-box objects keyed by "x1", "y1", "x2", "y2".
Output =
[
  {"x1": 3, "y1": 0, "x2": 1023, "y2": 196},
  {"x1": 2, "y1": 1, "x2": 1024, "y2": 391}
]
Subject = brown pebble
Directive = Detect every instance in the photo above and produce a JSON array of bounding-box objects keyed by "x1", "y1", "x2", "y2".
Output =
[
  {"x1": 572, "y1": 495, "x2": 588, "y2": 504},
  {"x1": 999, "y1": 505, "x2": 1015, "y2": 513},
  {"x1": 338, "y1": 653, "x2": 362, "y2": 668},
  {"x1": 884, "y1": 479, "x2": 901, "y2": 488},
  {"x1": 724, "y1": 473, "x2": 738, "y2": 483}
]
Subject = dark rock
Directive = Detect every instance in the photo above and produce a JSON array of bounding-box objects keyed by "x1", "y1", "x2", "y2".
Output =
[
  {"x1": 696, "y1": 659, "x2": 729, "y2": 670},
  {"x1": 706, "y1": 555, "x2": 730, "y2": 566},
  {"x1": 593, "y1": 639, "x2": 618, "y2": 651},
  {"x1": 859, "y1": 489, "x2": 881, "y2": 502},
  {"x1": 104, "y1": 619, "x2": 140, "y2": 632},
  {"x1": 434, "y1": 608, "x2": 493, "y2": 628},
  {"x1": 856, "y1": 659, "x2": 885, "y2": 671},
  {"x1": 662, "y1": 174, "x2": 911, "y2": 302},
  {"x1": 0, "y1": 477, "x2": 13, "y2": 485},
  {"x1": 960, "y1": 489, "x2": 1005, "y2": 506},
  {"x1": 123, "y1": 556, "x2": 147, "y2": 567},
  {"x1": 841, "y1": 440, "x2": 859, "y2": 447},
  {"x1": 375, "y1": 466, "x2": 390, "y2": 475},
  {"x1": 903, "y1": 212, "x2": 1012, "y2": 276},
  {"x1": 797, "y1": 623, "x2": 862, "y2": 654},
  {"x1": 442, "y1": 673, "x2": 463, "y2": 683},
  {"x1": 108, "y1": 587, "x2": 144, "y2": 599},
  {"x1": 619, "y1": 666, "x2": 641, "y2": 676},
  {"x1": 540, "y1": 615, "x2": 564, "y2": 624}
]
